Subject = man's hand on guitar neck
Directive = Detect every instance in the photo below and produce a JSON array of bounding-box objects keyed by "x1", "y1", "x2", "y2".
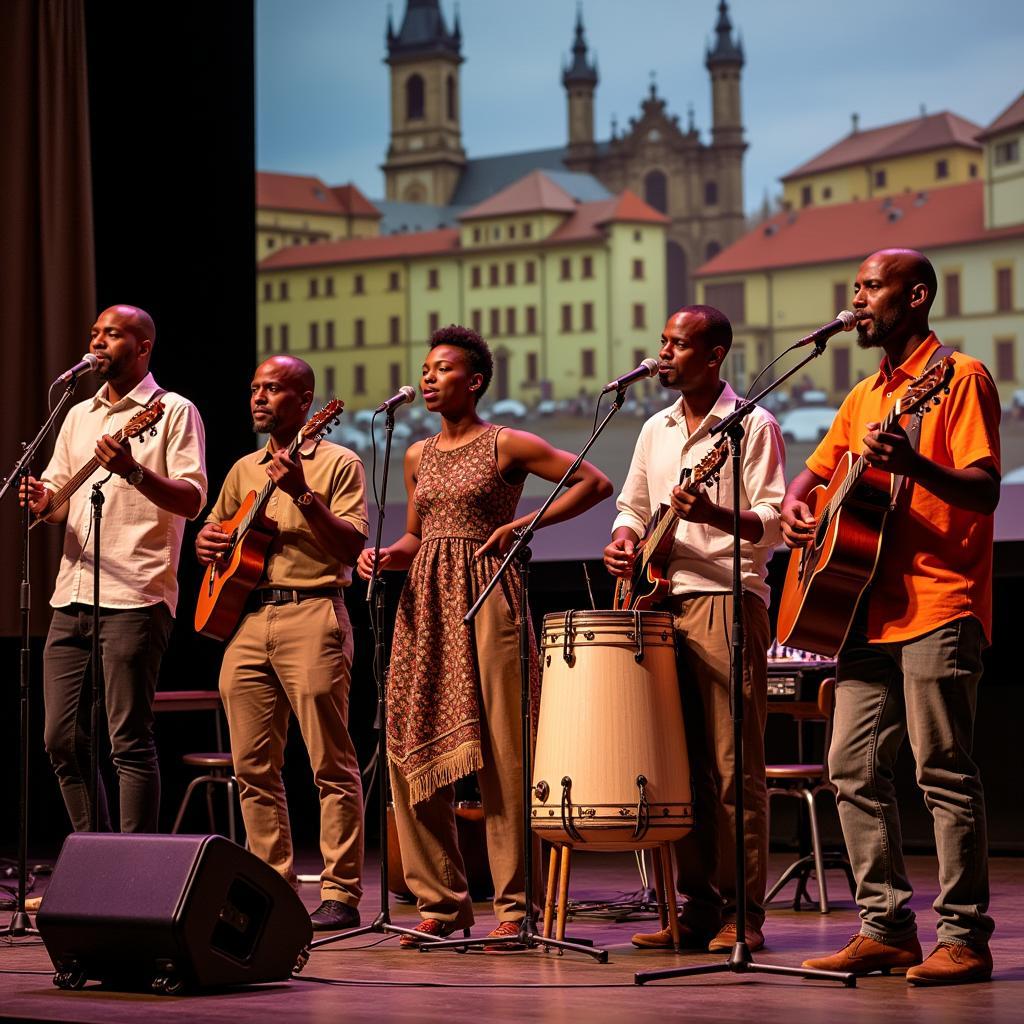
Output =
[
  {"x1": 265, "y1": 448, "x2": 307, "y2": 498},
  {"x1": 861, "y1": 420, "x2": 919, "y2": 476},
  {"x1": 603, "y1": 529, "x2": 638, "y2": 579},
  {"x1": 669, "y1": 484, "x2": 715, "y2": 524}
]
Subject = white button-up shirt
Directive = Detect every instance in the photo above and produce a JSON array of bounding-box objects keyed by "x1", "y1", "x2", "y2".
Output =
[
  {"x1": 612, "y1": 382, "x2": 785, "y2": 607},
  {"x1": 40, "y1": 373, "x2": 207, "y2": 616}
]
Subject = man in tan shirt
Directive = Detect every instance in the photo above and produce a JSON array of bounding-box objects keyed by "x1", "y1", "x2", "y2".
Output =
[{"x1": 196, "y1": 355, "x2": 367, "y2": 932}]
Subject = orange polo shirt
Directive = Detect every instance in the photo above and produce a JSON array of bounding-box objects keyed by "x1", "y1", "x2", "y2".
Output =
[{"x1": 806, "y1": 334, "x2": 1001, "y2": 644}]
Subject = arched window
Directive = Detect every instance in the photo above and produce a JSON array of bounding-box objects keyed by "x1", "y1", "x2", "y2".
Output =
[
  {"x1": 406, "y1": 74, "x2": 425, "y2": 120},
  {"x1": 446, "y1": 74, "x2": 456, "y2": 121},
  {"x1": 705, "y1": 241, "x2": 721, "y2": 261},
  {"x1": 704, "y1": 181, "x2": 719, "y2": 206},
  {"x1": 644, "y1": 170, "x2": 668, "y2": 214}
]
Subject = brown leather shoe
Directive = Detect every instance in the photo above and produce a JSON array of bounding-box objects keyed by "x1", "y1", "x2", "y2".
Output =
[
  {"x1": 802, "y1": 933, "x2": 923, "y2": 975},
  {"x1": 906, "y1": 942, "x2": 993, "y2": 986},
  {"x1": 708, "y1": 922, "x2": 764, "y2": 953},
  {"x1": 631, "y1": 920, "x2": 711, "y2": 951}
]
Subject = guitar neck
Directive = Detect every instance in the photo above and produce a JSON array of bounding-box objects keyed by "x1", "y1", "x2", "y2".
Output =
[
  {"x1": 235, "y1": 432, "x2": 303, "y2": 538},
  {"x1": 831, "y1": 402, "x2": 907, "y2": 509},
  {"x1": 46, "y1": 425, "x2": 128, "y2": 514}
]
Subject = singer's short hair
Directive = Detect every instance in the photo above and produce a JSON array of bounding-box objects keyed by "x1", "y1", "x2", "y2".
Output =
[
  {"x1": 428, "y1": 324, "x2": 493, "y2": 399},
  {"x1": 676, "y1": 304, "x2": 733, "y2": 355}
]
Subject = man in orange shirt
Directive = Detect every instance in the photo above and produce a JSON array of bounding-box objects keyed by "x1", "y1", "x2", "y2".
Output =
[{"x1": 782, "y1": 249, "x2": 1000, "y2": 986}]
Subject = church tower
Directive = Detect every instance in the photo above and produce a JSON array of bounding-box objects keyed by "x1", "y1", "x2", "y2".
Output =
[
  {"x1": 563, "y1": 8, "x2": 598, "y2": 157},
  {"x1": 382, "y1": 0, "x2": 466, "y2": 205},
  {"x1": 705, "y1": 0, "x2": 745, "y2": 148}
]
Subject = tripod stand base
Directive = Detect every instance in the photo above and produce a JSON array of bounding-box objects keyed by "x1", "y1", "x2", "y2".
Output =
[
  {"x1": 0, "y1": 910, "x2": 40, "y2": 938},
  {"x1": 635, "y1": 940, "x2": 856, "y2": 987},
  {"x1": 419, "y1": 923, "x2": 608, "y2": 962},
  {"x1": 306, "y1": 911, "x2": 442, "y2": 953}
]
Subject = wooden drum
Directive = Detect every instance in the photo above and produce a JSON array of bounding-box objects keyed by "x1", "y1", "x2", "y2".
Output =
[{"x1": 531, "y1": 610, "x2": 693, "y2": 851}]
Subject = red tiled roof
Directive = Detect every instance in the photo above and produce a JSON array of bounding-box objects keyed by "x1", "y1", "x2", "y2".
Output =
[
  {"x1": 257, "y1": 172, "x2": 380, "y2": 217},
  {"x1": 781, "y1": 111, "x2": 982, "y2": 181},
  {"x1": 259, "y1": 229, "x2": 460, "y2": 270},
  {"x1": 459, "y1": 170, "x2": 578, "y2": 220},
  {"x1": 545, "y1": 190, "x2": 669, "y2": 244},
  {"x1": 696, "y1": 181, "x2": 1024, "y2": 277},
  {"x1": 977, "y1": 92, "x2": 1024, "y2": 140}
]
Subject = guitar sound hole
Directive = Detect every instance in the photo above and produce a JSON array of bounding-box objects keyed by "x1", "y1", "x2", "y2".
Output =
[{"x1": 814, "y1": 509, "x2": 830, "y2": 548}]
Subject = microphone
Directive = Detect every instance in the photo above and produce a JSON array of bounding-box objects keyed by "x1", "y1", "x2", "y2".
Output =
[
  {"x1": 601, "y1": 357, "x2": 660, "y2": 395},
  {"x1": 375, "y1": 385, "x2": 416, "y2": 414},
  {"x1": 53, "y1": 353, "x2": 99, "y2": 384},
  {"x1": 793, "y1": 310, "x2": 860, "y2": 348}
]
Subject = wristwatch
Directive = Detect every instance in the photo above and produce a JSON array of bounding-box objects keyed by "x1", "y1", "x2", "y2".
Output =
[
  {"x1": 125, "y1": 465, "x2": 144, "y2": 487},
  {"x1": 294, "y1": 489, "x2": 314, "y2": 507}
]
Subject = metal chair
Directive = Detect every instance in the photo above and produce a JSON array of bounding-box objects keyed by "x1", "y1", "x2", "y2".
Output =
[
  {"x1": 765, "y1": 677, "x2": 855, "y2": 913},
  {"x1": 171, "y1": 752, "x2": 239, "y2": 843}
]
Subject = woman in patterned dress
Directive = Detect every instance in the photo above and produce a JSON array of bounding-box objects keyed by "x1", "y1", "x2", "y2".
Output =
[{"x1": 357, "y1": 325, "x2": 611, "y2": 948}]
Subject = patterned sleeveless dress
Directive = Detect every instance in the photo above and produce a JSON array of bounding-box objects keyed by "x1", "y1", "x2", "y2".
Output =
[{"x1": 387, "y1": 424, "x2": 539, "y2": 805}]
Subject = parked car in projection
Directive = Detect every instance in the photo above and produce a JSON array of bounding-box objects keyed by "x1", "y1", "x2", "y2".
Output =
[{"x1": 778, "y1": 406, "x2": 838, "y2": 444}]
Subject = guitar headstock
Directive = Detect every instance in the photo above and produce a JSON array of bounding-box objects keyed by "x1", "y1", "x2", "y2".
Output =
[
  {"x1": 690, "y1": 439, "x2": 729, "y2": 488},
  {"x1": 124, "y1": 400, "x2": 166, "y2": 442},
  {"x1": 302, "y1": 398, "x2": 345, "y2": 442},
  {"x1": 895, "y1": 356, "x2": 955, "y2": 418}
]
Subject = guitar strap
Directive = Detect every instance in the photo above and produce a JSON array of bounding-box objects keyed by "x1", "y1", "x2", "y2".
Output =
[{"x1": 891, "y1": 345, "x2": 954, "y2": 507}]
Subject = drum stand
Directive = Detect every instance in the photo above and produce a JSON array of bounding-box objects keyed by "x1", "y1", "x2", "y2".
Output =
[
  {"x1": 636, "y1": 380, "x2": 855, "y2": 990},
  {"x1": 422, "y1": 390, "x2": 633, "y2": 962}
]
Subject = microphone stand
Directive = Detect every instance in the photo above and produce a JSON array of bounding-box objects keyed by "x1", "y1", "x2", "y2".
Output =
[
  {"x1": 306, "y1": 405, "x2": 426, "y2": 953},
  {"x1": 420, "y1": 388, "x2": 634, "y2": 961},
  {"x1": 0, "y1": 377, "x2": 85, "y2": 939},
  {"x1": 635, "y1": 337, "x2": 855, "y2": 989},
  {"x1": 88, "y1": 478, "x2": 113, "y2": 832}
]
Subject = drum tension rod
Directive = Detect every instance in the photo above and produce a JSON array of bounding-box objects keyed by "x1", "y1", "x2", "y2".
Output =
[
  {"x1": 560, "y1": 776, "x2": 583, "y2": 843},
  {"x1": 632, "y1": 774, "x2": 651, "y2": 841}
]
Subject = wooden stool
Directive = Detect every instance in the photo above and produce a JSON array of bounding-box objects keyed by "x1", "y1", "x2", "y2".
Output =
[
  {"x1": 542, "y1": 842, "x2": 681, "y2": 950},
  {"x1": 171, "y1": 752, "x2": 239, "y2": 843}
]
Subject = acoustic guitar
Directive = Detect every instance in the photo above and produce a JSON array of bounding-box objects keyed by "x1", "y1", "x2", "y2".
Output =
[
  {"x1": 775, "y1": 357, "x2": 955, "y2": 656},
  {"x1": 30, "y1": 400, "x2": 166, "y2": 530},
  {"x1": 194, "y1": 399, "x2": 344, "y2": 641},
  {"x1": 612, "y1": 439, "x2": 729, "y2": 611}
]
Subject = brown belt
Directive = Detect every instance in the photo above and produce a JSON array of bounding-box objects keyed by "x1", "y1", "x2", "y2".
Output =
[{"x1": 253, "y1": 586, "x2": 342, "y2": 606}]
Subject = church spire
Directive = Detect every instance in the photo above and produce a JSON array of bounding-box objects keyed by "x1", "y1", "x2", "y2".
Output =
[
  {"x1": 387, "y1": 0, "x2": 462, "y2": 60},
  {"x1": 705, "y1": 0, "x2": 744, "y2": 68},
  {"x1": 562, "y1": 5, "x2": 598, "y2": 86}
]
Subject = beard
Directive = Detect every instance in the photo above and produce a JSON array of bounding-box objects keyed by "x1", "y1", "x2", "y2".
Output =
[
  {"x1": 252, "y1": 412, "x2": 276, "y2": 434},
  {"x1": 855, "y1": 302, "x2": 906, "y2": 350}
]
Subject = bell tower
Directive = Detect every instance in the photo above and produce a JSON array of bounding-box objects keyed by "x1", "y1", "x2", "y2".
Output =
[
  {"x1": 705, "y1": 0, "x2": 744, "y2": 149},
  {"x1": 382, "y1": 0, "x2": 466, "y2": 205},
  {"x1": 563, "y1": 7, "x2": 598, "y2": 158}
]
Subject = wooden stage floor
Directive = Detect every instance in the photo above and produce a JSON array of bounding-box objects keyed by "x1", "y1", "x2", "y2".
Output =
[{"x1": 2, "y1": 851, "x2": 1022, "y2": 1023}]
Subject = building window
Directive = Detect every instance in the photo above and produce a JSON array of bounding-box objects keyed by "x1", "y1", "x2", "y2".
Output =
[
  {"x1": 262, "y1": 324, "x2": 273, "y2": 352},
  {"x1": 644, "y1": 170, "x2": 668, "y2": 214},
  {"x1": 582, "y1": 302, "x2": 594, "y2": 331},
  {"x1": 492, "y1": 226, "x2": 501, "y2": 240},
  {"x1": 822, "y1": 186, "x2": 833, "y2": 199},
  {"x1": 704, "y1": 181, "x2": 718, "y2": 206},
  {"x1": 997, "y1": 267, "x2": 1014, "y2": 312},
  {"x1": 505, "y1": 262, "x2": 516, "y2": 285},
  {"x1": 446, "y1": 74, "x2": 456, "y2": 121},
  {"x1": 471, "y1": 265, "x2": 481, "y2": 288},
  {"x1": 581, "y1": 349, "x2": 596, "y2": 378},
  {"x1": 523, "y1": 223, "x2": 532, "y2": 239},
  {"x1": 582, "y1": 255, "x2": 593, "y2": 278},
  {"x1": 389, "y1": 316, "x2": 400, "y2": 344},
  {"x1": 526, "y1": 352, "x2": 538, "y2": 382},
  {"x1": 324, "y1": 277, "x2": 335, "y2": 297},
  {"x1": 833, "y1": 346, "x2": 851, "y2": 393},
  {"x1": 278, "y1": 280, "x2": 289, "y2": 300},
  {"x1": 292, "y1": 236, "x2": 302, "y2": 246},
  {"x1": 428, "y1": 268, "x2": 439, "y2": 290},
  {"x1": 266, "y1": 237, "x2": 276, "y2": 249},
  {"x1": 309, "y1": 278, "x2": 319, "y2": 298},
  {"x1": 705, "y1": 241, "x2": 721, "y2": 262},
  {"x1": 508, "y1": 224, "x2": 516, "y2": 240},
  {"x1": 406, "y1": 74, "x2": 424, "y2": 120},
  {"x1": 833, "y1": 281, "x2": 849, "y2": 315},
  {"x1": 262, "y1": 282, "x2": 272, "y2": 301},
  {"x1": 490, "y1": 308, "x2": 501, "y2": 336},
  {"x1": 325, "y1": 320, "x2": 335, "y2": 349},
  {"x1": 471, "y1": 309, "x2": 482, "y2": 332},
  {"x1": 309, "y1": 322, "x2": 319, "y2": 350},
  {"x1": 473, "y1": 227, "x2": 482, "y2": 243},
  {"x1": 390, "y1": 362, "x2": 401, "y2": 392},
  {"x1": 969, "y1": 163, "x2": 978, "y2": 178},
  {"x1": 801, "y1": 185, "x2": 812, "y2": 207},
  {"x1": 354, "y1": 318, "x2": 365, "y2": 347},
  {"x1": 874, "y1": 169, "x2": 887, "y2": 188},
  {"x1": 633, "y1": 230, "x2": 642, "y2": 242},
  {"x1": 388, "y1": 271, "x2": 400, "y2": 292},
  {"x1": 353, "y1": 274, "x2": 364, "y2": 295},
  {"x1": 935, "y1": 159, "x2": 949, "y2": 180},
  {"x1": 324, "y1": 366, "x2": 335, "y2": 399},
  {"x1": 526, "y1": 306, "x2": 537, "y2": 333},
  {"x1": 994, "y1": 139, "x2": 1020, "y2": 165},
  {"x1": 703, "y1": 282, "x2": 746, "y2": 325},
  {"x1": 489, "y1": 264, "x2": 499, "y2": 286},
  {"x1": 560, "y1": 304, "x2": 572, "y2": 332},
  {"x1": 995, "y1": 338, "x2": 1016, "y2": 382},
  {"x1": 506, "y1": 308, "x2": 517, "y2": 335},
  {"x1": 632, "y1": 303, "x2": 646, "y2": 329},
  {"x1": 525, "y1": 261, "x2": 536, "y2": 284},
  {"x1": 354, "y1": 364, "x2": 366, "y2": 395},
  {"x1": 560, "y1": 258, "x2": 571, "y2": 281},
  {"x1": 429, "y1": 311, "x2": 440, "y2": 334},
  {"x1": 944, "y1": 272, "x2": 961, "y2": 317},
  {"x1": 279, "y1": 324, "x2": 289, "y2": 351}
]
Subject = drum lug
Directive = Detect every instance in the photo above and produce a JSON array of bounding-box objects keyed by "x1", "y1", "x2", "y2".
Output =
[
  {"x1": 632, "y1": 610, "x2": 645, "y2": 662},
  {"x1": 560, "y1": 776, "x2": 584, "y2": 843},
  {"x1": 632, "y1": 774, "x2": 651, "y2": 841},
  {"x1": 534, "y1": 779, "x2": 549, "y2": 803}
]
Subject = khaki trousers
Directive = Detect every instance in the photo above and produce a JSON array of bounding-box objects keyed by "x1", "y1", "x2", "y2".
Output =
[
  {"x1": 389, "y1": 584, "x2": 533, "y2": 926},
  {"x1": 219, "y1": 595, "x2": 364, "y2": 905},
  {"x1": 668, "y1": 591, "x2": 770, "y2": 932}
]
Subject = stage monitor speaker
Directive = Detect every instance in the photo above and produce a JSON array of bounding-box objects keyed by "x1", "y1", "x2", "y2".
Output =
[{"x1": 37, "y1": 833, "x2": 313, "y2": 994}]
